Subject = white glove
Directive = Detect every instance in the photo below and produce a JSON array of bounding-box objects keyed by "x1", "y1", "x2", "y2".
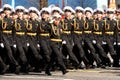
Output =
[
  {"x1": 118, "y1": 43, "x2": 120, "y2": 45},
  {"x1": 92, "y1": 40, "x2": 96, "y2": 44},
  {"x1": 13, "y1": 44, "x2": 17, "y2": 48},
  {"x1": 114, "y1": 42, "x2": 116, "y2": 45},
  {"x1": 0, "y1": 43, "x2": 4, "y2": 48},
  {"x1": 82, "y1": 41, "x2": 84, "y2": 45},
  {"x1": 37, "y1": 44, "x2": 40, "y2": 47},
  {"x1": 102, "y1": 41, "x2": 107, "y2": 44},
  {"x1": 27, "y1": 43, "x2": 30, "y2": 46},
  {"x1": 62, "y1": 40, "x2": 66, "y2": 44}
]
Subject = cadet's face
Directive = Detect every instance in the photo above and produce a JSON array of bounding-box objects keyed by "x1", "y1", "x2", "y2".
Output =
[
  {"x1": 12, "y1": 14, "x2": 18, "y2": 20},
  {"x1": 29, "y1": 12, "x2": 36, "y2": 18},
  {"x1": 54, "y1": 18, "x2": 60, "y2": 25},
  {"x1": 23, "y1": 14, "x2": 29, "y2": 19},
  {"x1": 4, "y1": 10, "x2": 11, "y2": 15},
  {"x1": 17, "y1": 12, "x2": 23, "y2": 17},
  {"x1": 76, "y1": 12, "x2": 83, "y2": 17},
  {"x1": 64, "y1": 11, "x2": 72, "y2": 17},
  {"x1": 41, "y1": 13, "x2": 49, "y2": 19},
  {"x1": 0, "y1": 13, "x2": 5, "y2": 18},
  {"x1": 97, "y1": 13, "x2": 103, "y2": 18},
  {"x1": 85, "y1": 12, "x2": 92, "y2": 18},
  {"x1": 108, "y1": 13, "x2": 114, "y2": 18}
]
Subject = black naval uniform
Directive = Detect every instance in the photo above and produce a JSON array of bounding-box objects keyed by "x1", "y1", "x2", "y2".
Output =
[
  {"x1": 113, "y1": 19, "x2": 120, "y2": 67},
  {"x1": 13, "y1": 18, "x2": 29, "y2": 72},
  {"x1": 93, "y1": 19, "x2": 110, "y2": 67},
  {"x1": 38, "y1": 19, "x2": 52, "y2": 63},
  {"x1": 0, "y1": 18, "x2": 9, "y2": 74},
  {"x1": 0, "y1": 16, "x2": 20, "y2": 74},
  {"x1": 61, "y1": 18, "x2": 79, "y2": 66},
  {"x1": 26, "y1": 18, "x2": 42, "y2": 65},
  {"x1": 103, "y1": 18, "x2": 116, "y2": 66},
  {"x1": 45, "y1": 22, "x2": 67, "y2": 75},
  {"x1": 73, "y1": 17, "x2": 89, "y2": 67},
  {"x1": 83, "y1": 18, "x2": 102, "y2": 66}
]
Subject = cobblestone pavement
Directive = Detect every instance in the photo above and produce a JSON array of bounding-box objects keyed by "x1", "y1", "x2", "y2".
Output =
[{"x1": 0, "y1": 67, "x2": 120, "y2": 80}]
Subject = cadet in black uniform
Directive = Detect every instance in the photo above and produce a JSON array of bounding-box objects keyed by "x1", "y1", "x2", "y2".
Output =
[
  {"x1": 103, "y1": 9, "x2": 117, "y2": 67},
  {"x1": 26, "y1": 7, "x2": 42, "y2": 69},
  {"x1": 92, "y1": 8, "x2": 110, "y2": 67},
  {"x1": 45, "y1": 14, "x2": 68, "y2": 75},
  {"x1": 114, "y1": 10, "x2": 120, "y2": 67},
  {"x1": 83, "y1": 7, "x2": 102, "y2": 67},
  {"x1": 0, "y1": 4, "x2": 20, "y2": 74},
  {"x1": 0, "y1": 9, "x2": 9, "y2": 75},
  {"x1": 73, "y1": 6, "x2": 89, "y2": 68},
  {"x1": 61, "y1": 6, "x2": 79, "y2": 68},
  {"x1": 38, "y1": 8, "x2": 52, "y2": 64},
  {"x1": 13, "y1": 6, "x2": 29, "y2": 73}
]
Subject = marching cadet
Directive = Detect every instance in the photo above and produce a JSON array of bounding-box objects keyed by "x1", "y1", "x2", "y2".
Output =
[
  {"x1": 38, "y1": 7, "x2": 52, "y2": 75},
  {"x1": 45, "y1": 14, "x2": 68, "y2": 75},
  {"x1": 61, "y1": 6, "x2": 79, "y2": 68},
  {"x1": 83, "y1": 7, "x2": 102, "y2": 68},
  {"x1": 26, "y1": 7, "x2": 42, "y2": 70},
  {"x1": 0, "y1": 4, "x2": 20, "y2": 74},
  {"x1": 114, "y1": 9, "x2": 120, "y2": 67},
  {"x1": 13, "y1": 6, "x2": 30, "y2": 73},
  {"x1": 103, "y1": 9, "x2": 117, "y2": 67},
  {"x1": 93, "y1": 8, "x2": 110, "y2": 67},
  {"x1": 73, "y1": 6, "x2": 89, "y2": 69}
]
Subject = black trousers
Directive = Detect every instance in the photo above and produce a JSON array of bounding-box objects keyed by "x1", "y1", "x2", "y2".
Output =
[
  {"x1": 73, "y1": 34, "x2": 89, "y2": 65},
  {"x1": 83, "y1": 35, "x2": 102, "y2": 65},
  {"x1": 94, "y1": 35, "x2": 110, "y2": 65},
  {"x1": 39, "y1": 36, "x2": 51, "y2": 62},
  {"x1": 46, "y1": 41, "x2": 66, "y2": 72},
  {"x1": 62, "y1": 34, "x2": 79, "y2": 64},
  {"x1": 27, "y1": 36, "x2": 42, "y2": 61},
  {"x1": 15, "y1": 35, "x2": 28, "y2": 63},
  {"x1": 104, "y1": 36, "x2": 116, "y2": 56},
  {"x1": 0, "y1": 56, "x2": 6, "y2": 71},
  {"x1": 2, "y1": 34, "x2": 19, "y2": 66}
]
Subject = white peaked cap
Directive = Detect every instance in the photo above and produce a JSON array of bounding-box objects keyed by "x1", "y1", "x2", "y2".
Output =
[
  {"x1": 51, "y1": 7, "x2": 63, "y2": 14},
  {"x1": 29, "y1": 7, "x2": 40, "y2": 16},
  {"x1": 96, "y1": 8, "x2": 104, "y2": 13},
  {"x1": 63, "y1": 6, "x2": 75, "y2": 13},
  {"x1": 40, "y1": 7, "x2": 51, "y2": 15},
  {"x1": 84, "y1": 7, "x2": 93, "y2": 14},
  {"x1": 75, "y1": 6, "x2": 84, "y2": 12},
  {"x1": 15, "y1": 6, "x2": 25, "y2": 11},
  {"x1": 3, "y1": 4, "x2": 13, "y2": 11}
]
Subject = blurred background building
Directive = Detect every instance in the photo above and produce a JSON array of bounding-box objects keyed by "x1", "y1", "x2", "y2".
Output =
[{"x1": 0, "y1": 0, "x2": 119, "y2": 10}]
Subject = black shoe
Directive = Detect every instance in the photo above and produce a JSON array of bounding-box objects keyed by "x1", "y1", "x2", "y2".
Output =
[
  {"x1": 45, "y1": 70, "x2": 52, "y2": 76},
  {"x1": 15, "y1": 66, "x2": 21, "y2": 74},
  {"x1": 62, "y1": 70, "x2": 69, "y2": 75},
  {"x1": 97, "y1": 64, "x2": 106, "y2": 69},
  {"x1": 0, "y1": 65, "x2": 9, "y2": 75},
  {"x1": 86, "y1": 64, "x2": 92, "y2": 69}
]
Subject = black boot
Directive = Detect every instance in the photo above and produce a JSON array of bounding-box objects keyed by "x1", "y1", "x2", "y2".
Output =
[
  {"x1": 45, "y1": 70, "x2": 52, "y2": 76},
  {"x1": 62, "y1": 70, "x2": 69, "y2": 75},
  {"x1": 15, "y1": 65, "x2": 21, "y2": 75},
  {"x1": 0, "y1": 65, "x2": 9, "y2": 75}
]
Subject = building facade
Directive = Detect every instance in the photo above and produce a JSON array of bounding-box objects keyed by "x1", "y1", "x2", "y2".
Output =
[{"x1": 0, "y1": 0, "x2": 119, "y2": 9}]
